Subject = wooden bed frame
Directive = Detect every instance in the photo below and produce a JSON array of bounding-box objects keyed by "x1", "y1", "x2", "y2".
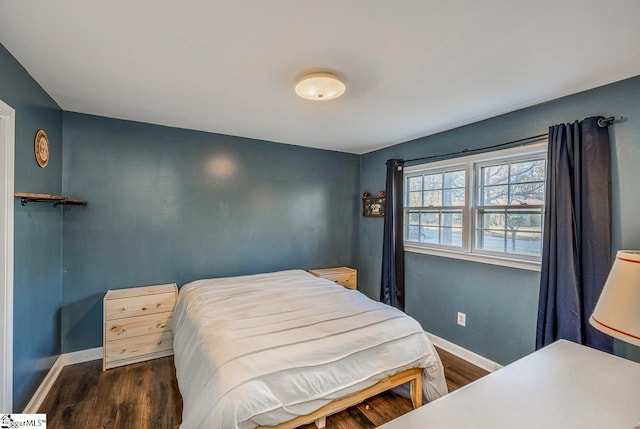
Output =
[{"x1": 257, "y1": 367, "x2": 423, "y2": 429}]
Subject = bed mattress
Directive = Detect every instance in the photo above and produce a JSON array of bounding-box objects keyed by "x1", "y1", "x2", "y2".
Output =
[{"x1": 172, "y1": 269, "x2": 447, "y2": 428}]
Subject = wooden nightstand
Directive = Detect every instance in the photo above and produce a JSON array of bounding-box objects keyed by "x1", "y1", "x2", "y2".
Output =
[
  {"x1": 309, "y1": 267, "x2": 357, "y2": 290},
  {"x1": 103, "y1": 283, "x2": 178, "y2": 370}
]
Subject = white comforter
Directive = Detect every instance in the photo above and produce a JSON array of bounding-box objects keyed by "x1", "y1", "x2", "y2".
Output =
[{"x1": 172, "y1": 270, "x2": 447, "y2": 429}]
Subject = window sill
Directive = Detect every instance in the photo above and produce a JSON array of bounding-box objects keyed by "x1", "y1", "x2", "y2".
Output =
[{"x1": 404, "y1": 243, "x2": 541, "y2": 272}]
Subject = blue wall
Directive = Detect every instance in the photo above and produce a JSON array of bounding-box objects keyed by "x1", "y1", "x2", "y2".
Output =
[
  {"x1": 0, "y1": 44, "x2": 63, "y2": 410},
  {"x1": 61, "y1": 112, "x2": 360, "y2": 352},
  {"x1": 359, "y1": 75, "x2": 640, "y2": 365}
]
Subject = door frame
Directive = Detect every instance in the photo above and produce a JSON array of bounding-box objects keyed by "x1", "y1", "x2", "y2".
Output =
[{"x1": 0, "y1": 98, "x2": 15, "y2": 412}]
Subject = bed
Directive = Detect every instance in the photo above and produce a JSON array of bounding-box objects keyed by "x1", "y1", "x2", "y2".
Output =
[{"x1": 171, "y1": 269, "x2": 448, "y2": 429}]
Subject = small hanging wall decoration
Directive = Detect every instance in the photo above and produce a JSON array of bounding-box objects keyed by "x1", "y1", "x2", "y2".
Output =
[
  {"x1": 362, "y1": 191, "x2": 386, "y2": 217},
  {"x1": 34, "y1": 129, "x2": 50, "y2": 168}
]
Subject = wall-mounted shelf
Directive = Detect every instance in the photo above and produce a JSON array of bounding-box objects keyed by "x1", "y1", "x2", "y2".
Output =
[{"x1": 15, "y1": 192, "x2": 87, "y2": 207}]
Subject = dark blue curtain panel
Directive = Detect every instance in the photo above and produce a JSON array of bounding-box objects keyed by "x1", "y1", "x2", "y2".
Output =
[
  {"x1": 536, "y1": 117, "x2": 612, "y2": 353},
  {"x1": 380, "y1": 159, "x2": 405, "y2": 310}
]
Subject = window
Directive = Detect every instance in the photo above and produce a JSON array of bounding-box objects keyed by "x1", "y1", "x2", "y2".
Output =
[
  {"x1": 475, "y1": 157, "x2": 545, "y2": 256},
  {"x1": 406, "y1": 168, "x2": 465, "y2": 248},
  {"x1": 403, "y1": 143, "x2": 547, "y2": 270}
]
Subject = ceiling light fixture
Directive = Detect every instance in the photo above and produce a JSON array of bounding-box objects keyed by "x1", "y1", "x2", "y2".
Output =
[{"x1": 295, "y1": 72, "x2": 346, "y2": 101}]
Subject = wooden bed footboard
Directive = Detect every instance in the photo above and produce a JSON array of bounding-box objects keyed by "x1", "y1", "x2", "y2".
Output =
[{"x1": 257, "y1": 367, "x2": 423, "y2": 429}]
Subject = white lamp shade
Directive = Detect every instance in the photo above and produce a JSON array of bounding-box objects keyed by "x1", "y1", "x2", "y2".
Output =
[
  {"x1": 295, "y1": 72, "x2": 346, "y2": 101},
  {"x1": 590, "y1": 250, "x2": 640, "y2": 347}
]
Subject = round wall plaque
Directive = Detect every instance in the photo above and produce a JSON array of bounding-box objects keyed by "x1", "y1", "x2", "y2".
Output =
[{"x1": 34, "y1": 129, "x2": 49, "y2": 168}]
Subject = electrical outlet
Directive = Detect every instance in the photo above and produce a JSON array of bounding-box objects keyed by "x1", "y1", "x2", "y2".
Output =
[{"x1": 457, "y1": 311, "x2": 466, "y2": 327}]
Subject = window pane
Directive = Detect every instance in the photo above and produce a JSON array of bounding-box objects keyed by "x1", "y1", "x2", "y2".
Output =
[
  {"x1": 510, "y1": 160, "x2": 545, "y2": 184},
  {"x1": 441, "y1": 227, "x2": 463, "y2": 247},
  {"x1": 420, "y1": 226, "x2": 439, "y2": 244},
  {"x1": 408, "y1": 191, "x2": 422, "y2": 207},
  {"x1": 407, "y1": 225, "x2": 419, "y2": 241},
  {"x1": 424, "y1": 173, "x2": 442, "y2": 190},
  {"x1": 505, "y1": 232, "x2": 542, "y2": 256},
  {"x1": 476, "y1": 229, "x2": 506, "y2": 252},
  {"x1": 441, "y1": 210, "x2": 463, "y2": 228},
  {"x1": 444, "y1": 170, "x2": 465, "y2": 188},
  {"x1": 408, "y1": 211, "x2": 420, "y2": 225},
  {"x1": 408, "y1": 176, "x2": 423, "y2": 191},
  {"x1": 478, "y1": 210, "x2": 505, "y2": 230},
  {"x1": 421, "y1": 212, "x2": 439, "y2": 226},
  {"x1": 482, "y1": 164, "x2": 508, "y2": 186},
  {"x1": 481, "y1": 185, "x2": 509, "y2": 205},
  {"x1": 506, "y1": 210, "x2": 542, "y2": 233},
  {"x1": 510, "y1": 183, "x2": 545, "y2": 205},
  {"x1": 443, "y1": 188, "x2": 465, "y2": 206},
  {"x1": 423, "y1": 190, "x2": 442, "y2": 206}
]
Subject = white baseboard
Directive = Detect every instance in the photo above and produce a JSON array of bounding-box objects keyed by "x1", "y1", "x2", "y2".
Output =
[
  {"x1": 23, "y1": 347, "x2": 103, "y2": 413},
  {"x1": 61, "y1": 347, "x2": 103, "y2": 366},
  {"x1": 22, "y1": 356, "x2": 63, "y2": 413},
  {"x1": 427, "y1": 332, "x2": 503, "y2": 373}
]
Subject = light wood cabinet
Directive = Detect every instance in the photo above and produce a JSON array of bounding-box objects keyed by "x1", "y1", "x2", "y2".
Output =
[
  {"x1": 103, "y1": 283, "x2": 178, "y2": 370},
  {"x1": 309, "y1": 267, "x2": 357, "y2": 290}
]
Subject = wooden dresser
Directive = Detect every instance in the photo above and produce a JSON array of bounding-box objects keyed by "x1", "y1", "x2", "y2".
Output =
[
  {"x1": 309, "y1": 267, "x2": 357, "y2": 290},
  {"x1": 103, "y1": 283, "x2": 178, "y2": 370}
]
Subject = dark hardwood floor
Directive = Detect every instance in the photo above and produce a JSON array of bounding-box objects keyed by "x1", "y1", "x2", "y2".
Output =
[
  {"x1": 39, "y1": 347, "x2": 489, "y2": 428},
  {"x1": 437, "y1": 347, "x2": 491, "y2": 392},
  {"x1": 40, "y1": 357, "x2": 182, "y2": 429}
]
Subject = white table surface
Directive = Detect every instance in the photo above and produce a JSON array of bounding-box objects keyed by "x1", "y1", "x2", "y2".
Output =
[{"x1": 380, "y1": 340, "x2": 640, "y2": 429}]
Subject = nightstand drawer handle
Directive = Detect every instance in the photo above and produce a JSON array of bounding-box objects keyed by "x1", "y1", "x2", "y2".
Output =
[
  {"x1": 157, "y1": 340, "x2": 162, "y2": 345},
  {"x1": 122, "y1": 306, "x2": 127, "y2": 311},
  {"x1": 157, "y1": 323, "x2": 165, "y2": 328}
]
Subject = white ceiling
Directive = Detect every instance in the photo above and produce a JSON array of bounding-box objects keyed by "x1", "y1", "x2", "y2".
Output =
[{"x1": 1, "y1": 1, "x2": 639, "y2": 154}]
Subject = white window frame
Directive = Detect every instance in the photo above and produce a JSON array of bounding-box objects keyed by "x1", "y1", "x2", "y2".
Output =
[{"x1": 403, "y1": 142, "x2": 547, "y2": 271}]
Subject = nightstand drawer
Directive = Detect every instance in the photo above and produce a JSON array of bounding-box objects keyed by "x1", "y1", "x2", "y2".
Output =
[
  {"x1": 104, "y1": 331, "x2": 173, "y2": 367},
  {"x1": 105, "y1": 312, "x2": 172, "y2": 342},
  {"x1": 320, "y1": 272, "x2": 356, "y2": 289},
  {"x1": 309, "y1": 267, "x2": 357, "y2": 290},
  {"x1": 105, "y1": 292, "x2": 176, "y2": 320}
]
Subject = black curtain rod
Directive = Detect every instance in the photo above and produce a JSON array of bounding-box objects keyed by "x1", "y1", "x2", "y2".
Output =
[{"x1": 402, "y1": 116, "x2": 620, "y2": 165}]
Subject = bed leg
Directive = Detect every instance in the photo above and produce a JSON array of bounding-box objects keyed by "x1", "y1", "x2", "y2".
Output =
[
  {"x1": 410, "y1": 373, "x2": 423, "y2": 408},
  {"x1": 314, "y1": 416, "x2": 326, "y2": 428}
]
